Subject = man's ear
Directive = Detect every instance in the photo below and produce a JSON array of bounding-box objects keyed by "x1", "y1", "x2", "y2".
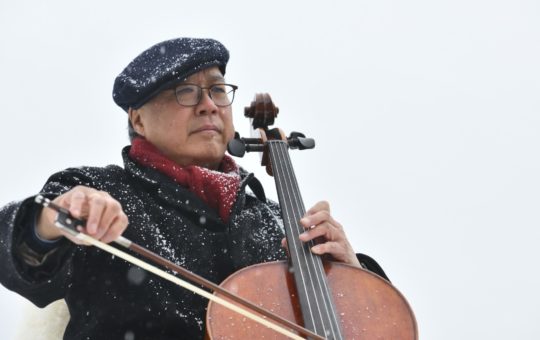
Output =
[{"x1": 128, "y1": 107, "x2": 145, "y2": 136}]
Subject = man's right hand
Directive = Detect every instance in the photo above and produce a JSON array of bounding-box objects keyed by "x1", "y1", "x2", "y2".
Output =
[{"x1": 36, "y1": 186, "x2": 129, "y2": 245}]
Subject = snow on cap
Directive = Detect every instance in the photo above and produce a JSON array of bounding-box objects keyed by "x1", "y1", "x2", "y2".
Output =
[{"x1": 113, "y1": 37, "x2": 229, "y2": 112}]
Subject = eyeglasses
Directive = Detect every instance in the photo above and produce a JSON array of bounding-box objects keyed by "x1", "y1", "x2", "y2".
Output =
[{"x1": 173, "y1": 83, "x2": 238, "y2": 107}]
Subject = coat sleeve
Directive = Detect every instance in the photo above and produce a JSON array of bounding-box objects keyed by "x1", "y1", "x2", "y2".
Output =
[
  {"x1": 357, "y1": 253, "x2": 390, "y2": 282},
  {"x1": 0, "y1": 167, "x2": 97, "y2": 307}
]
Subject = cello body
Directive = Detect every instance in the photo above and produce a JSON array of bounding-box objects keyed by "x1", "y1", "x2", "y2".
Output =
[{"x1": 207, "y1": 261, "x2": 418, "y2": 339}]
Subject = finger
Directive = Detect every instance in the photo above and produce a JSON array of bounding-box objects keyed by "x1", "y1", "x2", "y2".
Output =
[
  {"x1": 305, "y1": 201, "x2": 330, "y2": 217},
  {"x1": 310, "y1": 241, "x2": 350, "y2": 262},
  {"x1": 300, "y1": 210, "x2": 342, "y2": 231},
  {"x1": 85, "y1": 193, "x2": 107, "y2": 235},
  {"x1": 91, "y1": 201, "x2": 121, "y2": 241},
  {"x1": 97, "y1": 199, "x2": 123, "y2": 236},
  {"x1": 299, "y1": 221, "x2": 335, "y2": 242},
  {"x1": 67, "y1": 189, "x2": 87, "y2": 218},
  {"x1": 100, "y1": 213, "x2": 129, "y2": 243}
]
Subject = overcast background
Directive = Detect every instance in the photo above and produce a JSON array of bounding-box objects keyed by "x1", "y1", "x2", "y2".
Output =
[{"x1": 1, "y1": 1, "x2": 539, "y2": 339}]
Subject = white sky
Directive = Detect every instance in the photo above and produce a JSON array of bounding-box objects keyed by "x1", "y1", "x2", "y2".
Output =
[{"x1": 0, "y1": 1, "x2": 539, "y2": 339}]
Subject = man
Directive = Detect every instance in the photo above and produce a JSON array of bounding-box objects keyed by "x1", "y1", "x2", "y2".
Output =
[{"x1": 0, "y1": 38, "x2": 387, "y2": 339}]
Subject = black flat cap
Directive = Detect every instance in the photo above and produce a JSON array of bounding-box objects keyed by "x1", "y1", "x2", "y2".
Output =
[{"x1": 113, "y1": 38, "x2": 229, "y2": 112}]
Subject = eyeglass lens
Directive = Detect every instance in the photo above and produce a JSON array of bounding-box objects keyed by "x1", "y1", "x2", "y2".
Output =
[{"x1": 175, "y1": 84, "x2": 236, "y2": 107}]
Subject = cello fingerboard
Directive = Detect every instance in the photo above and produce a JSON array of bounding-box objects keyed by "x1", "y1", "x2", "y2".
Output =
[{"x1": 267, "y1": 140, "x2": 344, "y2": 340}]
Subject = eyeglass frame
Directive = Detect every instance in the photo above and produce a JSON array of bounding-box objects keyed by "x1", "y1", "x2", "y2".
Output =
[{"x1": 171, "y1": 83, "x2": 239, "y2": 107}]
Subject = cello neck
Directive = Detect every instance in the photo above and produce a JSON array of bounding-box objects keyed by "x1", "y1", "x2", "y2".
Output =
[{"x1": 267, "y1": 140, "x2": 344, "y2": 340}]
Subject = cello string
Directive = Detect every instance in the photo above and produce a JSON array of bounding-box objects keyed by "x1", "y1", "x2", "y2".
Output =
[
  {"x1": 273, "y1": 141, "x2": 328, "y2": 332},
  {"x1": 275, "y1": 141, "x2": 341, "y2": 339},
  {"x1": 277, "y1": 139, "x2": 342, "y2": 338},
  {"x1": 277, "y1": 141, "x2": 332, "y2": 336},
  {"x1": 268, "y1": 141, "x2": 319, "y2": 333},
  {"x1": 271, "y1": 140, "x2": 331, "y2": 337},
  {"x1": 278, "y1": 142, "x2": 339, "y2": 339},
  {"x1": 280, "y1": 141, "x2": 343, "y2": 339}
]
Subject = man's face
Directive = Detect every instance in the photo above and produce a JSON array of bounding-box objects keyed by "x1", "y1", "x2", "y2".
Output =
[{"x1": 129, "y1": 66, "x2": 235, "y2": 169}]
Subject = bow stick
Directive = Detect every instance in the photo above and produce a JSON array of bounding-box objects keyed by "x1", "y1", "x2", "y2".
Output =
[{"x1": 34, "y1": 195, "x2": 324, "y2": 340}]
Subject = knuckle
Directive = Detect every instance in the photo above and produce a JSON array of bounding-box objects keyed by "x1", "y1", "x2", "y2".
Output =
[
  {"x1": 116, "y1": 221, "x2": 128, "y2": 233},
  {"x1": 320, "y1": 210, "x2": 331, "y2": 220},
  {"x1": 72, "y1": 185, "x2": 86, "y2": 192},
  {"x1": 325, "y1": 243, "x2": 338, "y2": 254},
  {"x1": 112, "y1": 200, "x2": 123, "y2": 212},
  {"x1": 95, "y1": 229, "x2": 107, "y2": 239},
  {"x1": 316, "y1": 243, "x2": 328, "y2": 254},
  {"x1": 73, "y1": 186, "x2": 96, "y2": 196},
  {"x1": 71, "y1": 189, "x2": 85, "y2": 198},
  {"x1": 334, "y1": 242, "x2": 345, "y2": 253},
  {"x1": 100, "y1": 191, "x2": 114, "y2": 201},
  {"x1": 106, "y1": 199, "x2": 121, "y2": 213},
  {"x1": 319, "y1": 200, "x2": 330, "y2": 210},
  {"x1": 111, "y1": 222, "x2": 125, "y2": 237},
  {"x1": 87, "y1": 213, "x2": 99, "y2": 221},
  {"x1": 319, "y1": 221, "x2": 330, "y2": 231},
  {"x1": 120, "y1": 213, "x2": 129, "y2": 225},
  {"x1": 89, "y1": 194, "x2": 106, "y2": 206},
  {"x1": 322, "y1": 243, "x2": 334, "y2": 254},
  {"x1": 331, "y1": 227, "x2": 344, "y2": 239},
  {"x1": 323, "y1": 226, "x2": 334, "y2": 240},
  {"x1": 328, "y1": 243, "x2": 344, "y2": 257},
  {"x1": 306, "y1": 229, "x2": 317, "y2": 240}
]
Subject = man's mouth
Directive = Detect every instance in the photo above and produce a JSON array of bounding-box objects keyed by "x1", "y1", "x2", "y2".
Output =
[{"x1": 191, "y1": 124, "x2": 221, "y2": 134}]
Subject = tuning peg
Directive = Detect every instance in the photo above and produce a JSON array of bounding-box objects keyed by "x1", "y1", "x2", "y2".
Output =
[
  {"x1": 295, "y1": 137, "x2": 315, "y2": 150},
  {"x1": 227, "y1": 132, "x2": 246, "y2": 157},
  {"x1": 288, "y1": 132, "x2": 315, "y2": 150},
  {"x1": 289, "y1": 131, "x2": 306, "y2": 139}
]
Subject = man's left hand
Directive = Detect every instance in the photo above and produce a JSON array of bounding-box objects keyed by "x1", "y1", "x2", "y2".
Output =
[{"x1": 283, "y1": 201, "x2": 361, "y2": 268}]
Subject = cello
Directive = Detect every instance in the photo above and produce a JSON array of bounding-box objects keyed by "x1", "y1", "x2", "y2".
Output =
[{"x1": 206, "y1": 93, "x2": 418, "y2": 339}]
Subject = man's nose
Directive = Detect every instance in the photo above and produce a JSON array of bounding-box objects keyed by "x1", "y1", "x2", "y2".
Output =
[{"x1": 196, "y1": 89, "x2": 219, "y2": 114}]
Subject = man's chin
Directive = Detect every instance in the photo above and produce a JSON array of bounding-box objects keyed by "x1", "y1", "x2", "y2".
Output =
[{"x1": 191, "y1": 148, "x2": 227, "y2": 169}]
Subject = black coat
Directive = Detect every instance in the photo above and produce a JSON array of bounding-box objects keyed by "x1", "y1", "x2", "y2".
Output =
[{"x1": 0, "y1": 147, "x2": 388, "y2": 340}]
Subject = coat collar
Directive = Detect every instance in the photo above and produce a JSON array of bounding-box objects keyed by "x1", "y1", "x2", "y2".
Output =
[{"x1": 120, "y1": 146, "x2": 268, "y2": 229}]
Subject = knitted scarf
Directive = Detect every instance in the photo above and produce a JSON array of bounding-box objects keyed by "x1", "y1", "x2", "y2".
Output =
[{"x1": 129, "y1": 138, "x2": 240, "y2": 223}]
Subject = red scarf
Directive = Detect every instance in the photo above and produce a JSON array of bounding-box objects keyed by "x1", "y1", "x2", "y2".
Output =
[{"x1": 129, "y1": 138, "x2": 240, "y2": 223}]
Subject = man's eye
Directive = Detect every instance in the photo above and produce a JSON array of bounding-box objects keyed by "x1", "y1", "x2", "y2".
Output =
[
  {"x1": 176, "y1": 86, "x2": 195, "y2": 95},
  {"x1": 211, "y1": 85, "x2": 226, "y2": 94}
]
